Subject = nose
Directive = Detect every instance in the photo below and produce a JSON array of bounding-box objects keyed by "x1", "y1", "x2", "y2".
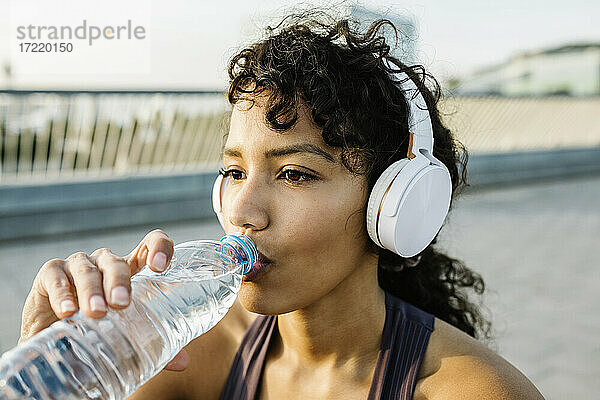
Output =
[{"x1": 224, "y1": 175, "x2": 269, "y2": 232}]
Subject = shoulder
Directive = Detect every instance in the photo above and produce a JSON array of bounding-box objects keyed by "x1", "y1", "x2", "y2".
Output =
[
  {"x1": 130, "y1": 299, "x2": 257, "y2": 399},
  {"x1": 413, "y1": 318, "x2": 545, "y2": 400}
]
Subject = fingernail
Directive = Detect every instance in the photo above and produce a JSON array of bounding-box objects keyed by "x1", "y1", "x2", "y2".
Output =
[
  {"x1": 152, "y1": 252, "x2": 167, "y2": 271},
  {"x1": 111, "y1": 286, "x2": 129, "y2": 306},
  {"x1": 166, "y1": 358, "x2": 185, "y2": 370},
  {"x1": 90, "y1": 295, "x2": 106, "y2": 312},
  {"x1": 61, "y1": 300, "x2": 76, "y2": 313}
]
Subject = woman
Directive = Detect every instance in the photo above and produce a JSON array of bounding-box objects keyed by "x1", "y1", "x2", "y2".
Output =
[{"x1": 19, "y1": 14, "x2": 544, "y2": 399}]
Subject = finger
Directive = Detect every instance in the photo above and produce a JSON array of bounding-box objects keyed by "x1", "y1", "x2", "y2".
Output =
[
  {"x1": 20, "y1": 259, "x2": 76, "y2": 341},
  {"x1": 126, "y1": 229, "x2": 174, "y2": 273},
  {"x1": 145, "y1": 230, "x2": 174, "y2": 272},
  {"x1": 164, "y1": 349, "x2": 190, "y2": 371},
  {"x1": 65, "y1": 252, "x2": 107, "y2": 319},
  {"x1": 91, "y1": 248, "x2": 132, "y2": 309},
  {"x1": 37, "y1": 259, "x2": 79, "y2": 319}
]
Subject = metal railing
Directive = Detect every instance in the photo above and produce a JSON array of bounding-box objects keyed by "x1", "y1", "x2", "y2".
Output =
[{"x1": 0, "y1": 90, "x2": 230, "y2": 184}]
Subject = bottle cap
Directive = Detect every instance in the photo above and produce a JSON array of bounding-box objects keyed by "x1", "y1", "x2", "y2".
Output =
[{"x1": 220, "y1": 233, "x2": 258, "y2": 274}]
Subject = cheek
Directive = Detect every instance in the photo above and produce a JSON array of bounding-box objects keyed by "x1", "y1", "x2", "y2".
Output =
[
  {"x1": 274, "y1": 196, "x2": 365, "y2": 275},
  {"x1": 277, "y1": 189, "x2": 366, "y2": 258}
]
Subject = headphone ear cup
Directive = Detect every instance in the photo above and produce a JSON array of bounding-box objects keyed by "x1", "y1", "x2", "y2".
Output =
[
  {"x1": 212, "y1": 174, "x2": 226, "y2": 229},
  {"x1": 366, "y1": 158, "x2": 411, "y2": 248},
  {"x1": 366, "y1": 156, "x2": 452, "y2": 257},
  {"x1": 384, "y1": 163, "x2": 451, "y2": 257}
]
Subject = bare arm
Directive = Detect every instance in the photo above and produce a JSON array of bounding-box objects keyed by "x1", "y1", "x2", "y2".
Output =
[
  {"x1": 415, "y1": 318, "x2": 545, "y2": 400},
  {"x1": 415, "y1": 354, "x2": 545, "y2": 400}
]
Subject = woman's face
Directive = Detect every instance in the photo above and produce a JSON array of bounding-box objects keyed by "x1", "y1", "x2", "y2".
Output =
[{"x1": 221, "y1": 99, "x2": 377, "y2": 314}]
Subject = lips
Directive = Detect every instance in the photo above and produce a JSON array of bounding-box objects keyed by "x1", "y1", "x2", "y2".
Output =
[{"x1": 242, "y1": 250, "x2": 273, "y2": 282}]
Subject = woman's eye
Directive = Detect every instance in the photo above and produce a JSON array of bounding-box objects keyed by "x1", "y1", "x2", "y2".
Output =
[
  {"x1": 219, "y1": 168, "x2": 245, "y2": 180},
  {"x1": 279, "y1": 169, "x2": 316, "y2": 183}
]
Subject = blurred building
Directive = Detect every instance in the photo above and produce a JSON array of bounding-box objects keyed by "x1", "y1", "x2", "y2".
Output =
[{"x1": 453, "y1": 43, "x2": 600, "y2": 97}]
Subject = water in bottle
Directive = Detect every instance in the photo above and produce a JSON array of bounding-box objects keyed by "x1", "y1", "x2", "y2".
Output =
[{"x1": 0, "y1": 233, "x2": 257, "y2": 400}]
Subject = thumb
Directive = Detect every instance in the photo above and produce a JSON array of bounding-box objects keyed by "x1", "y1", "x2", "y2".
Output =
[{"x1": 165, "y1": 349, "x2": 190, "y2": 371}]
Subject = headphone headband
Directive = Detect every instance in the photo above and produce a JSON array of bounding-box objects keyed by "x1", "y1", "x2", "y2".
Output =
[{"x1": 389, "y1": 70, "x2": 434, "y2": 156}]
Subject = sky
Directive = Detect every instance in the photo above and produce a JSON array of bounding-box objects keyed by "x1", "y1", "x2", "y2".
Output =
[{"x1": 1, "y1": 0, "x2": 598, "y2": 90}]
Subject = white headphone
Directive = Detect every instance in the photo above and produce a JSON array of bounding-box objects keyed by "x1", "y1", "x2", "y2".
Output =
[{"x1": 212, "y1": 71, "x2": 452, "y2": 258}]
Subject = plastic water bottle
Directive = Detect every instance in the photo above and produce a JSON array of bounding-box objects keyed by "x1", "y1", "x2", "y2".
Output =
[{"x1": 0, "y1": 233, "x2": 257, "y2": 400}]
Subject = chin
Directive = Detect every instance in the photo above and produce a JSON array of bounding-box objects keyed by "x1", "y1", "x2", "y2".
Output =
[{"x1": 237, "y1": 283, "x2": 303, "y2": 315}]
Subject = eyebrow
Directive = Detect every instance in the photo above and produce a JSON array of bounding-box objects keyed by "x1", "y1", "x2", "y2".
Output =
[{"x1": 223, "y1": 143, "x2": 336, "y2": 163}]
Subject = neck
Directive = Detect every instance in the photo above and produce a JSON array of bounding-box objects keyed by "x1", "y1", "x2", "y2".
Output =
[{"x1": 276, "y1": 252, "x2": 385, "y2": 370}]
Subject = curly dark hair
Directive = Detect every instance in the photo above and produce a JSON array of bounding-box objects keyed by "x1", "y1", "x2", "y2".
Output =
[{"x1": 226, "y1": 11, "x2": 491, "y2": 340}]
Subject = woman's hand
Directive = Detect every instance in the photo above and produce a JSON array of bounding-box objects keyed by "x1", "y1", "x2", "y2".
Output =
[{"x1": 18, "y1": 228, "x2": 189, "y2": 371}]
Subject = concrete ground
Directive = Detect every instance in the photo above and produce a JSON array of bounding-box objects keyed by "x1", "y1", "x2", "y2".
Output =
[{"x1": 1, "y1": 175, "x2": 598, "y2": 399}]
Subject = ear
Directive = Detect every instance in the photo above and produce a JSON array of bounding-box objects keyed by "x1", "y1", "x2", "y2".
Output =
[{"x1": 212, "y1": 174, "x2": 226, "y2": 229}]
